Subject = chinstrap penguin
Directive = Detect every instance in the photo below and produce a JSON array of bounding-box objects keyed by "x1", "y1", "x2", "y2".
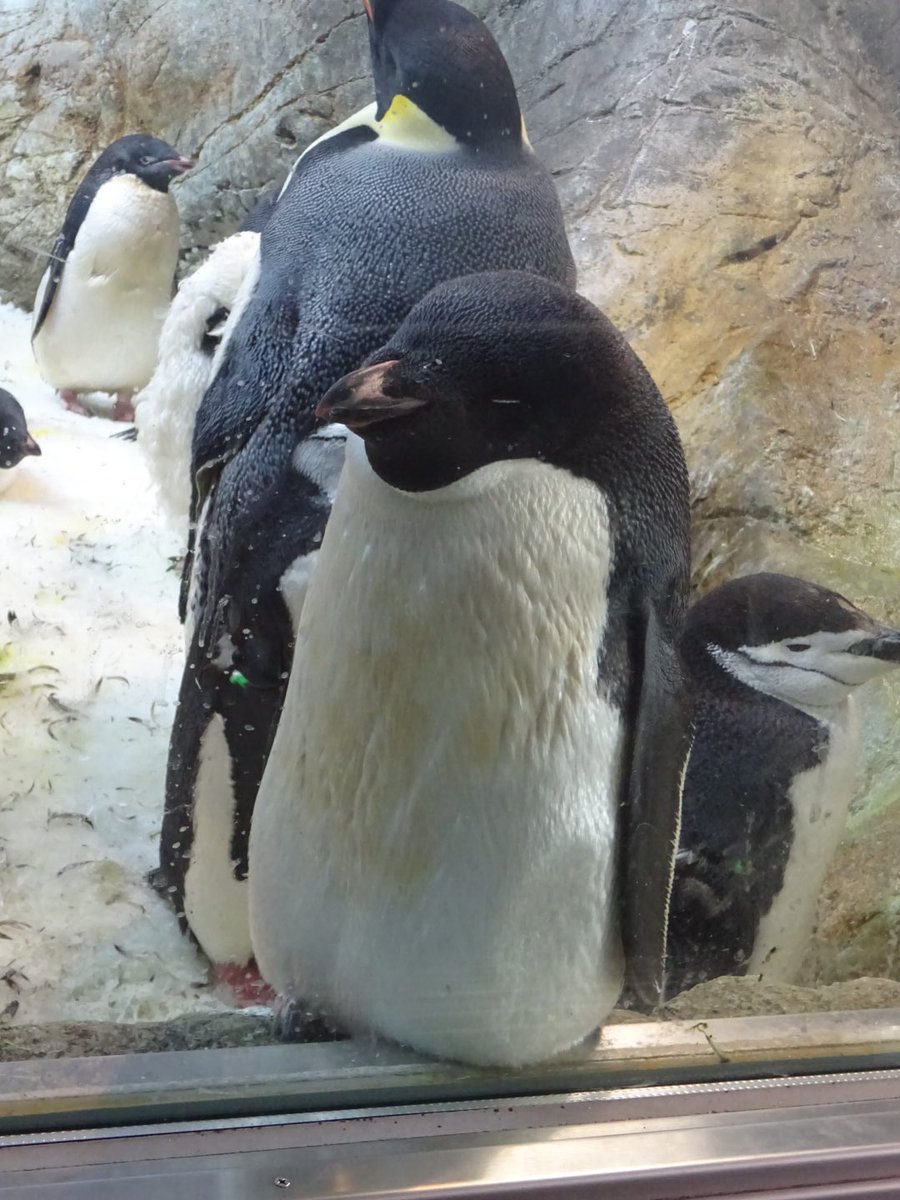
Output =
[
  {"x1": 31, "y1": 133, "x2": 193, "y2": 422},
  {"x1": 248, "y1": 270, "x2": 692, "y2": 1067},
  {"x1": 162, "y1": 0, "x2": 575, "y2": 989},
  {"x1": 0, "y1": 388, "x2": 41, "y2": 496},
  {"x1": 666, "y1": 572, "x2": 900, "y2": 996}
]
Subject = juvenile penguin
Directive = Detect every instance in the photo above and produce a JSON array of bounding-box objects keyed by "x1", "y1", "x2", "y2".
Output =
[
  {"x1": 249, "y1": 271, "x2": 692, "y2": 1067},
  {"x1": 666, "y1": 572, "x2": 900, "y2": 996},
  {"x1": 0, "y1": 388, "x2": 41, "y2": 496},
  {"x1": 163, "y1": 0, "x2": 576, "y2": 985},
  {"x1": 134, "y1": 230, "x2": 262, "y2": 533},
  {"x1": 32, "y1": 133, "x2": 193, "y2": 422}
]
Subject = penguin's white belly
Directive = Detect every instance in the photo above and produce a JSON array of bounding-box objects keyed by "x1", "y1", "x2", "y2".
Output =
[
  {"x1": 182, "y1": 714, "x2": 252, "y2": 965},
  {"x1": 748, "y1": 700, "x2": 860, "y2": 981},
  {"x1": 250, "y1": 440, "x2": 625, "y2": 1067},
  {"x1": 33, "y1": 176, "x2": 179, "y2": 393}
]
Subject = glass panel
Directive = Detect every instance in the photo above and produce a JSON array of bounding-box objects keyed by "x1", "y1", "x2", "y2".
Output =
[{"x1": 0, "y1": 0, "x2": 898, "y2": 1130}]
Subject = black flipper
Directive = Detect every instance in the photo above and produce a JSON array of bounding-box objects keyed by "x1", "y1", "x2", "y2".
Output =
[
  {"x1": 32, "y1": 157, "x2": 116, "y2": 338},
  {"x1": 31, "y1": 233, "x2": 71, "y2": 339},
  {"x1": 622, "y1": 600, "x2": 693, "y2": 1009}
]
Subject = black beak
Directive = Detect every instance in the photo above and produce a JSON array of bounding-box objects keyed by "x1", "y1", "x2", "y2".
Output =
[
  {"x1": 849, "y1": 628, "x2": 900, "y2": 662},
  {"x1": 24, "y1": 434, "x2": 41, "y2": 457},
  {"x1": 316, "y1": 361, "x2": 428, "y2": 432}
]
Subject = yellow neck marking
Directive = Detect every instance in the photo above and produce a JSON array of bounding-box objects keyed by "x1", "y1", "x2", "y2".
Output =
[{"x1": 378, "y1": 93, "x2": 459, "y2": 153}]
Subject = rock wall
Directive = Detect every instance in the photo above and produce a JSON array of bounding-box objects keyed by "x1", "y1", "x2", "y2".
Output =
[{"x1": 2, "y1": 0, "x2": 900, "y2": 983}]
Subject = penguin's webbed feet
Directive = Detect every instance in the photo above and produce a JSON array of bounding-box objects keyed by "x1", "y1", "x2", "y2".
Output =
[
  {"x1": 59, "y1": 389, "x2": 95, "y2": 417},
  {"x1": 112, "y1": 391, "x2": 136, "y2": 422}
]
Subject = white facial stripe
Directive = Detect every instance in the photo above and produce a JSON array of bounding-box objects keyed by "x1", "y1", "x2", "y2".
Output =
[{"x1": 711, "y1": 626, "x2": 900, "y2": 715}]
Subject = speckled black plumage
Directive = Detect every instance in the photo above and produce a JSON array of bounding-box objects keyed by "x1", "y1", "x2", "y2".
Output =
[
  {"x1": 163, "y1": 0, "x2": 576, "y2": 946},
  {"x1": 666, "y1": 674, "x2": 825, "y2": 995}
]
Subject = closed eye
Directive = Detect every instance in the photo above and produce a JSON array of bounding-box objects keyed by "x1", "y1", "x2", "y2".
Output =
[
  {"x1": 490, "y1": 397, "x2": 520, "y2": 406},
  {"x1": 786, "y1": 643, "x2": 811, "y2": 652}
]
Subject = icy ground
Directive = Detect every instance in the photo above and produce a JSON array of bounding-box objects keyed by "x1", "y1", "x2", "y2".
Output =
[{"x1": 0, "y1": 302, "x2": 232, "y2": 1025}]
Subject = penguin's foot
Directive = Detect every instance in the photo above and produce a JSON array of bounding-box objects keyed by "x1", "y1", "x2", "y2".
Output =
[
  {"x1": 112, "y1": 391, "x2": 136, "y2": 422},
  {"x1": 59, "y1": 389, "x2": 95, "y2": 417},
  {"x1": 213, "y1": 960, "x2": 276, "y2": 1009},
  {"x1": 272, "y1": 994, "x2": 348, "y2": 1043}
]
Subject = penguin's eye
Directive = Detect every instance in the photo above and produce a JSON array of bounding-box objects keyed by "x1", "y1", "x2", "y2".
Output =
[
  {"x1": 140, "y1": 154, "x2": 154, "y2": 166},
  {"x1": 786, "y1": 643, "x2": 811, "y2": 653}
]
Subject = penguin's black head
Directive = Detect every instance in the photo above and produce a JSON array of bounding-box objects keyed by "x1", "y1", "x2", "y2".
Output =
[
  {"x1": 365, "y1": 0, "x2": 523, "y2": 152},
  {"x1": 317, "y1": 269, "x2": 655, "y2": 492},
  {"x1": 684, "y1": 572, "x2": 900, "y2": 711},
  {"x1": 93, "y1": 133, "x2": 194, "y2": 194},
  {"x1": 0, "y1": 387, "x2": 41, "y2": 469}
]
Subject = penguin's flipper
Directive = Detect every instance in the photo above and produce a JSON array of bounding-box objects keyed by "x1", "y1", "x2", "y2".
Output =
[
  {"x1": 622, "y1": 600, "x2": 693, "y2": 1010},
  {"x1": 31, "y1": 232, "x2": 71, "y2": 338},
  {"x1": 664, "y1": 847, "x2": 760, "y2": 997}
]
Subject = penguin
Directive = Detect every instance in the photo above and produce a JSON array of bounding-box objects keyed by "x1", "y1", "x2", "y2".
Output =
[
  {"x1": 157, "y1": 418, "x2": 347, "y2": 998},
  {"x1": 31, "y1": 133, "x2": 193, "y2": 422},
  {"x1": 134, "y1": 230, "x2": 262, "y2": 533},
  {"x1": 0, "y1": 388, "x2": 41, "y2": 496},
  {"x1": 248, "y1": 270, "x2": 692, "y2": 1067},
  {"x1": 666, "y1": 572, "x2": 900, "y2": 997},
  {"x1": 162, "y1": 0, "x2": 576, "y2": 991}
]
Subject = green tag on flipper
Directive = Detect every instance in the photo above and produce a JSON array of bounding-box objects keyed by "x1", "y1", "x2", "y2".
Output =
[{"x1": 229, "y1": 670, "x2": 249, "y2": 688}]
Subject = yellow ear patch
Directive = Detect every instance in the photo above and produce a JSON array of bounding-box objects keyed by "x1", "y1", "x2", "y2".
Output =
[{"x1": 379, "y1": 94, "x2": 459, "y2": 153}]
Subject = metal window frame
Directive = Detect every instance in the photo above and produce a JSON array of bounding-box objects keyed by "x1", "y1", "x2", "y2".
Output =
[{"x1": 2, "y1": 1008, "x2": 900, "y2": 1196}]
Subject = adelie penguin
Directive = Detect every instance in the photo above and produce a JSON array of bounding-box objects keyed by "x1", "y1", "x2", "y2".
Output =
[
  {"x1": 666, "y1": 572, "x2": 900, "y2": 997},
  {"x1": 31, "y1": 133, "x2": 193, "y2": 422},
  {"x1": 162, "y1": 0, "x2": 575, "y2": 992},
  {"x1": 248, "y1": 270, "x2": 692, "y2": 1067},
  {"x1": 0, "y1": 388, "x2": 41, "y2": 496}
]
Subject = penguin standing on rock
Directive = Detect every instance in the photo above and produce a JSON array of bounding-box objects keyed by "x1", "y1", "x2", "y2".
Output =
[
  {"x1": 249, "y1": 271, "x2": 692, "y2": 1067},
  {"x1": 31, "y1": 133, "x2": 193, "y2": 422},
  {"x1": 666, "y1": 572, "x2": 900, "y2": 997},
  {"x1": 0, "y1": 388, "x2": 41, "y2": 496},
  {"x1": 163, "y1": 0, "x2": 576, "y2": 995}
]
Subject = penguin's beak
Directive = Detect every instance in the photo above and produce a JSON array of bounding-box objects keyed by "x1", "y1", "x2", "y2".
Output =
[
  {"x1": 163, "y1": 155, "x2": 194, "y2": 176},
  {"x1": 363, "y1": 0, "x2": 374, "y2": 20},
  {"x1": 24, "y1": 434, "x2": 41, "y2": 457},
  {"x1": 317, "y1": 361, "x2": 428, "y2": 432},
  {"x1": 848, "y1": 628, "x2": 900, "y2": 662}
]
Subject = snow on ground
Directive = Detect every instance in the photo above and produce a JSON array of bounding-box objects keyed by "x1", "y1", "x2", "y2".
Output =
[{"x1": 0, "y1": 302, "x2": 232, "y2": 1025}]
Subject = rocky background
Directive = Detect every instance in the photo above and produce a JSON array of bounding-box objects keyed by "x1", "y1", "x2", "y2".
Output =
[{"x1": 2, "y1": 1, "x2": 900, "y2": 994}]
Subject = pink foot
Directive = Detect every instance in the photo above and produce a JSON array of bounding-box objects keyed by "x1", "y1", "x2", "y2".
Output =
[
  {"x1": 60, "y1": 390, "x2": 94, "y2": 417},
  {"x1": 213, "y1": 960, "x2": 275, "y2": 1008},
  {"x1": 112, "y1": 391, "x2": 136, "y2": 422}
]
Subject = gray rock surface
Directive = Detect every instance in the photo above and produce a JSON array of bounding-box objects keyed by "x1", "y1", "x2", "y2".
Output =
[{"x1": 2, "y1": 0, "x2": 900, "y2": 993}]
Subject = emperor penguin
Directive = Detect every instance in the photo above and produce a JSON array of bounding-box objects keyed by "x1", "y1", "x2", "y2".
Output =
[
  {"x1": 249, "y1": 271, "x2": 692, "y2": 1067},
  {"x1": 666, "y1": 572, "x2": 900, "y2": 996},
  {"x1": 134, "y1": 230, "x2": 262, "y2": 533},
  {"x1": 31, "y1": 133, "x2": 193, "y2": 422},
  {"x1": 162, "y1": 0, "x2": 576, "y2": 989},
  {"x1": 0, "y1": 388, "x2": 41, "y2": 496}
]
